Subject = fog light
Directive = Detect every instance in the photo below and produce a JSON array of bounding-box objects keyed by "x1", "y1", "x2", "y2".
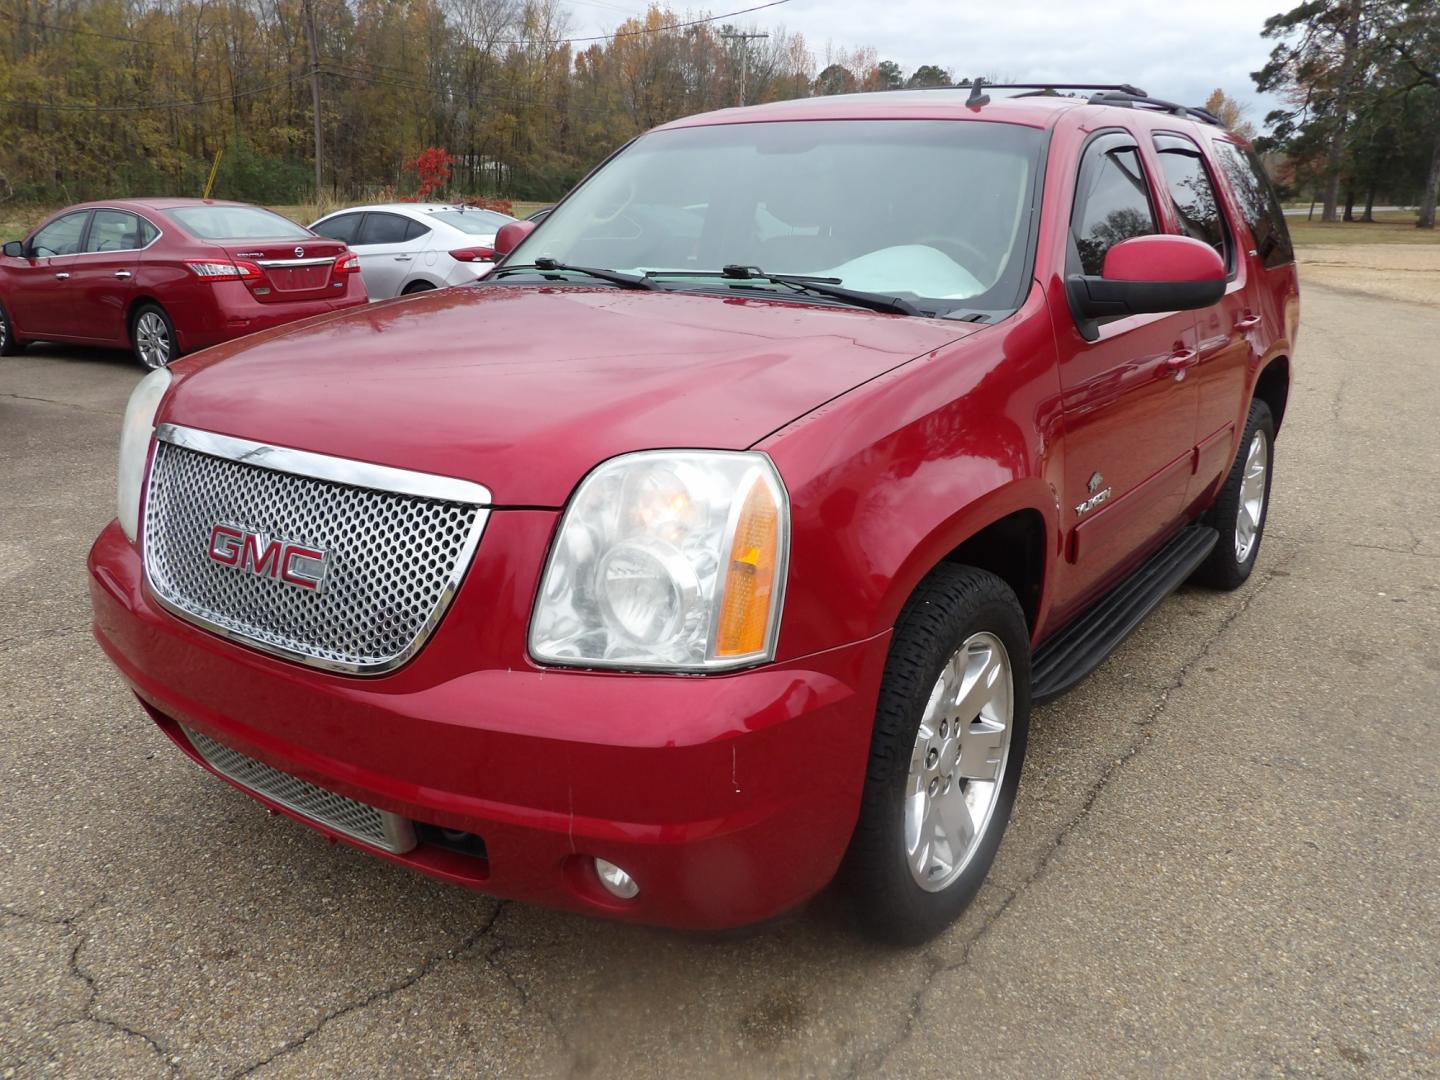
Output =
[{"x1": 594, "y1": 857, "x2": 639, "y2": 899}]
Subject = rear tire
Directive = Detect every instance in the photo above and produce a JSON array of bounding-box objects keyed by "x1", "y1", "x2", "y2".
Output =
[
  {"x1": 401, "y1": 280, "x2": 436, "y2": 295},
  {"x1": 1194, "y1": 399, "x2": 1274, "y2": 590},
  {"x1": 844, "y1": 565, "x2": 1031, "y2": 945},
  {"x1": 0, "y1": 300, "x2": 25, "y2": 356},
  {"x1": 131, "y1": 303, "x2": 177, "y2": 369}
]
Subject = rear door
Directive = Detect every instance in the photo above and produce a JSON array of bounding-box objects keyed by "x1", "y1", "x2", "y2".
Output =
[
  {"x1": 69, "y1": 209, "x2": 155, "y2": 343},
  {"x1": 1151, "y1": 133, "x2": 1252, "y2": 498},
  {"x1": 351, "y1": 212, "x2": 423, "y2": 298},
  {"x1": 6, "y1": 210, "x2": 90, "y2": 338},
  {"x1": 1049, "y1": 131, "x2": 1201, "y2": 617}
]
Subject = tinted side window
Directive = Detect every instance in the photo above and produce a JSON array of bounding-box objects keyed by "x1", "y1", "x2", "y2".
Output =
[
  {"x1": 314, "y1": 213, "x2": 362, "y2": 244},
  {"x1": 84, "y1": 210, "x2": 143, "y2": 252},
  {"x1": 1154, "y1": 136, "x2": 1230, "y2": 268},
  {"x1": 357, "y1": 213, "x2": 411, "y2": 245},
  {"x1": 403, "y1": 218, "x2": 430, "y2": 242},
  {"x1": 1214, "y1": 142, "x2": 1294, "y2": 269},
  {"x1": 32, "y1": 211, "x2": 90, "y2": 257},
  {"x1": 1072, "y1": 145, "x2": 1158, "y2": 276}
]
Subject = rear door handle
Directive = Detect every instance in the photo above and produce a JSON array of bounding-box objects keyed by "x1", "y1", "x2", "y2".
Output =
[
  {"x1": 394, "y1": 255, "x2": 412, "y2": 262},
  {"x1": 1235, "y1": 314, "x2": 1262, "y2": 330},
  {"x1": 114, "y1": 270, "x2": 132, "y2": 279},
  {"x1": 53, "y1": 271, "x2": 70, "y2": 280}
]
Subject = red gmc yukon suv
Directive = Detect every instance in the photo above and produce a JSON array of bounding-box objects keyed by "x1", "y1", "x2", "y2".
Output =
[{"x1": 88, "y1": 85, "x2": 1298, "y2": 942}]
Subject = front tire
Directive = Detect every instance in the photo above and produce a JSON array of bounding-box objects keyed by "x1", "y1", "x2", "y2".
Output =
[
  {"x1": 845, "y1": 565, "x2": 1031, "y2": 944},
  {"x1": 1194, "y1": 399, "x2": 1275, "y2": 590},
  {"x1": 0, "y1": 300, "x2": 24, "y2": 356},
  {"x1": 131, "y1": 303, "x2": 177, "y2": 370}
]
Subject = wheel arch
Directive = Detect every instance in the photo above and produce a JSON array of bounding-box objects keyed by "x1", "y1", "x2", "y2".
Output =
[
  {"x1": 1253, "y1": 355, "x2": 1290, "y2": 432},
  {"x1": 126, "y1": 294, "x2": 167, "y2": 332}
]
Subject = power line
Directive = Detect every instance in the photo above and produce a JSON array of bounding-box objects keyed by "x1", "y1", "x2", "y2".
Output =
[
  {"x1": 494, "y1": 1, "x2": 791, "y2": 46},
  {"x1": 0, "y1": 11, "x2": 161, "y2": 47}
]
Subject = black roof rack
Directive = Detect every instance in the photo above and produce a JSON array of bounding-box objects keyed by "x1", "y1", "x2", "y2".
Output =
[
  {"x1": 945, "y1": 78, "x2": 1226, "y2": 128},
  {"x1": 1083, "y1": 90, "x2": 1225, "y2": 127}
]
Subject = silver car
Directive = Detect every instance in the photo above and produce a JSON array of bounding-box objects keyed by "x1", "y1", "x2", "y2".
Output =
[{"x1": 308, "y1": 203, "x2": 516, "y2": 299}]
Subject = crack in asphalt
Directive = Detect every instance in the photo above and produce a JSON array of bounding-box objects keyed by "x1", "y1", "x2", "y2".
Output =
[
  {"x1": 226, "y1": 901, "x2": 512, "y2": 1079},
  {"x1": 480, "y1": 915, "x2": 586, "y2": 1075},
  {"x1": 0, "y1": 391, "x2": 123, "y2": 415},
  {"x1": 2, "y1": 898, "x2": 181, "y2": 1075},
  {"x1": 843, "y1": 551, "x2": 1296, "y2": 1079}
]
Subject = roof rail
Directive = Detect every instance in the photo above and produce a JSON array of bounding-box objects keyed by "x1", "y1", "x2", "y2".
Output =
[
  {"x1": 957, "y1": 81, "x2": 1149, "y2": 97},
  {"x1": 1084, "y1": 90, "x2": 1226, "y2": 127}
]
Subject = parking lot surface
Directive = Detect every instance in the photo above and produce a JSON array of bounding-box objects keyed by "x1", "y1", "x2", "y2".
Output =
[{"x1": 2, "y1": 280, "x2": 1436, "y2": 1078}]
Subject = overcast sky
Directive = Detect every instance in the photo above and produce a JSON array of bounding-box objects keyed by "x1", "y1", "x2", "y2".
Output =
[{"x1": 564, "y1": 0, "x2": 1284, "y2": 125}]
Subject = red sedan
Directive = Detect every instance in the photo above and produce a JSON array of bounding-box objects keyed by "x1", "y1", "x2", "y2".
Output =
[{"x1": 0, "y1": 199, "x2": 367, "y2": 368}]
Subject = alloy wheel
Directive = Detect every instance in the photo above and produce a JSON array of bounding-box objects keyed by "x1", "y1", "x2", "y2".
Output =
[
  {"x1": 905, "y1": 631, "x2": 1014, "y2": 892},
  {"x1": 1234, "y1": 429, "x2": 1269, "y2": 562},
  {"x1": 135, "y1": 312, "x2": 171, "y2": 369}
]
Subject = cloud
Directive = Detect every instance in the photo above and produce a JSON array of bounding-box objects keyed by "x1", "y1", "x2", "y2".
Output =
[{"x1": 568, "y1": 0, "x2": 1283, "y2": 121}]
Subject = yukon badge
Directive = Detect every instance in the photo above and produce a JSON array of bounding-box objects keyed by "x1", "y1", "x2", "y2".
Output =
[
  {"x1": 208, "y1": 524, "x2": 328, "y2": 591},
  {"x1": 1075, "y1": 472, "x2": 1112, "y2": 516}
]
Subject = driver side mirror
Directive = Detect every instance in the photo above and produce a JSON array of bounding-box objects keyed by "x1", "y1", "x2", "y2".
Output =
[
  {"x1": 1068, "y1": 235, "x2": 1225, "y2": 327},
  {"x1": 2, "y1": 240, "x2": 24, "y2": 259},
  {"x1": 493, "y1": 220, "x2": 536, "y2": 259}
]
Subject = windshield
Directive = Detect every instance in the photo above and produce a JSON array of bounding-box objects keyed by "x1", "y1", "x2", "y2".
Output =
[
  {"x1": 507, "y1": 119, "x2": 1044, "y2": 316},
  {"x1": 168, "y1": 205, "x2": 310, "y2": 241},
  {"x1": 430, "y1": 209, "x2": 511, "y2": 234}
]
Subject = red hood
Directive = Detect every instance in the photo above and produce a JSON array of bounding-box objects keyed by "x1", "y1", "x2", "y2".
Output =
[{"x1": 162, "y1": 285, "x2": 978, "y2": 505}]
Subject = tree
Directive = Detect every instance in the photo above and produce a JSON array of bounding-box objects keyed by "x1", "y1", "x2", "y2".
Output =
[
  {"x1": 1255, "y1": 0, "x2": 1376, "y2": 222},
  {"x1": 875, "y1": 60, "x2": 904, "y2": 90},
  {"x1": 1371, "y1": 0, "x2": 1440, "y2": 227},
  {"x1": 1202, "y1": 88, "x2": 1259, "y2": 141},
  {"x1": 906, "y1": 64, "x2": 952, "y2": 88},
  {"x1": 814, "y1": 63, "x2": 856, "y2": 96}
]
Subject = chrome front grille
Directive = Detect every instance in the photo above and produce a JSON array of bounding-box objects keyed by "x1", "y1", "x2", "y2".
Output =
[
  {"x1": 182, "y1": 726, "x2": 416, "y2": 853},
  {"x1": 142, "y1": 425, "x2": 491, "y2": 675}
]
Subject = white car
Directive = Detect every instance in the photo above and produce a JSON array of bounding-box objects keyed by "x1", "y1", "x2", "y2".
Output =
[{"x1": 308, "y1": 203, "x2": 516, "y2": 299}]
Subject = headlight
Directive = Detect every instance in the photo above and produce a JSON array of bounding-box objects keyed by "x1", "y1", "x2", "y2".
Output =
[
  {"x1": 530, "y1": 450, "x2": 789, "y2": 671},
  {"x1": 116, "y1": 368, "x2": 172, "y2": 542}
]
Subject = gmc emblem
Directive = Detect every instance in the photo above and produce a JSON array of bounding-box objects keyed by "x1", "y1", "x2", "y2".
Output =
[{"x1": 208, "y1": 524, "x2": 327, "y2": 591}]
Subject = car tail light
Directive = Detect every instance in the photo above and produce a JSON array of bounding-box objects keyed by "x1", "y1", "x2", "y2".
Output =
[
  {"x1": 334, "y1": 251, "x2": 361, "y2": 274},
  {"x1": 187, "y1": 260, "x2": 261, "y2": 282},
  {"x1": 449, "y1": 247, "x2": 495, "y2": 263}
]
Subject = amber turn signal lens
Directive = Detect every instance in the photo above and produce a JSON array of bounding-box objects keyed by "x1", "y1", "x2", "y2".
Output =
[{"x1": 714, "y1": 476, "x2": 781, "y2": 658}]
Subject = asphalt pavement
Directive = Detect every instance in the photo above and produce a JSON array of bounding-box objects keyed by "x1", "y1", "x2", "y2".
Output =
[{"x1": 1, "y1": 281, "x2": 1436, "y2": 1078}]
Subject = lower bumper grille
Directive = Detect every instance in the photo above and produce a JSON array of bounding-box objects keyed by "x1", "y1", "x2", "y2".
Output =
[{"x1": 182, "y1": 726, "x2": 417, "y2": 854}]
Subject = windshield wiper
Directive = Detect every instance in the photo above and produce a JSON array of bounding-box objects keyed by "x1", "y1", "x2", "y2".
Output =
[
  {"x1": 488, "y1": 257, "x2": 658, "y2": 290},
  {"x1": 646, "y1": 265, "x2": 926, "y2": 316}
]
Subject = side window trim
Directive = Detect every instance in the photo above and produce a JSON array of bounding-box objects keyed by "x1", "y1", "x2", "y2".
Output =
[
  {"x1": 79, "y1": 209, "x2": 165, "y2": 255},
  {"x1": 31, "y1": 210, "x2": 93, "y2": 258},
  {"x1": 1151, "y1": 131, "x2": 1236, "y2": 279},
  {"x1": 1067, "y1": 128, "x2": 1159, "y2": 278}
]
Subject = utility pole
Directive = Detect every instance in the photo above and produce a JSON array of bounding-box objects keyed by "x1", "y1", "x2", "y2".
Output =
[
  {"x1": 720, "y1": 31, "x2": 768, "y2": 107},
  {"x1": 301, "y1": 0, "x2": 324, "y2": 197}
]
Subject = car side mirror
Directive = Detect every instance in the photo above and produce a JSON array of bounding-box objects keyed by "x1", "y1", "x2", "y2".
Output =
[
  {"x1": 1067, "y1": 235, "x2": 1225, "y2": 329},
  {"x1": 2, "y1": 240, "x2": 24, "y2": 259},
  {"x1": 493, "y1": 220, "x2": 536, "y2": 258}
]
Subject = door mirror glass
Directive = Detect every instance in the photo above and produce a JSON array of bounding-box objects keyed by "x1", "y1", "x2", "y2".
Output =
[{"x1": 2, "y1": 240, "x2": 24, "y2": 258}]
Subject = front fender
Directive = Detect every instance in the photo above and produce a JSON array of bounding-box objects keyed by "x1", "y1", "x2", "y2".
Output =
[{"x1": 761, "y1": 287, "x2": 1064, "y2": 662}]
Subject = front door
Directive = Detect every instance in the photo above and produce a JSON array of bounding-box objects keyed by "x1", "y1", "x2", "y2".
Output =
[
  {"x1": 352, "y1": 211, "x2": 425, "y2": 298},
  {"x1": 6, "y1": 210, "x2": 91, "y2": 339},
  {"x1": 1050, "y1": 131, "x2": 1200, "y2": 618}
]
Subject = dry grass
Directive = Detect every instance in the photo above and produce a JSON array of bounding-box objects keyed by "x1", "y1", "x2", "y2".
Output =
[
  {"x1": 1296, "y1": 244, "x2": 1440, "y2": 307},
  {"x1": 1287, "y1": 210, "x2": 1440, "y2": 247}
]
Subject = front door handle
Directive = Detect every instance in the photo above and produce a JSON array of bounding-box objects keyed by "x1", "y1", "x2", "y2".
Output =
[
  {"x1": 53, "y1": 271, "x2": 70, "y2": 280},
  {"x1": 1163, "y1": 349, "x2": 1198, "y2": 380},
  {"x1": 1234, "y1": 313, "x2": 1262, "y2": 331},
  {"x1": 113, "y1": 270, "x2": 133, "y2": 279}
]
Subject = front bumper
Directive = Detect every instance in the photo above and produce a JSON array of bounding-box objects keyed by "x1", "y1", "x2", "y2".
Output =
[{"x1": 88, "y1": 519, "x2": 888, "y2": 929}]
